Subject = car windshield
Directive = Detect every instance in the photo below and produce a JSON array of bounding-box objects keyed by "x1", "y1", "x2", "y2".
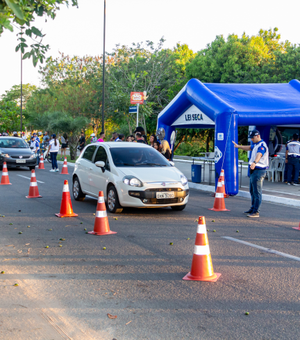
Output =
[
  {"x1": 0, "y1": 138, "x2": 29, "y2": 149},
  {"x1": 110, "y1": 147, "x2": 171, "y2": 167}
]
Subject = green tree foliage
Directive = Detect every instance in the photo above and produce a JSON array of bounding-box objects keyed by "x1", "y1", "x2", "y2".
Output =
[
  {"x1": 0, "y1": 99, "x2": 22, "y2": 132},
  {"x1": 0, "y1": 0, "x2": 78, "y2": 66},
  {"x1": 1, "y1": 83, "x2": 37, "y2": 107}
]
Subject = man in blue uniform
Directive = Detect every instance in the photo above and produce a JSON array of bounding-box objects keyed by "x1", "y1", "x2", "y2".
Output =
[
  {"x1": 285, "y1": 133, "x2": 300, "y2": 186},
  {"x1": 232, "y1": 130, "x2": 269, "y2": 218}
]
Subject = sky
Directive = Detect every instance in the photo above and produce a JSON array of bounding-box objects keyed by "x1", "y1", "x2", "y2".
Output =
[{"x1": 1, "y1": 0, "x2": 300, "y2": 96}]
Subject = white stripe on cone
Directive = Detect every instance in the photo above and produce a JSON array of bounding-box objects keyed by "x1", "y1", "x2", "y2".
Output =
[
  {"x1": 31, "y1": 173, "x2": 36, "y2": 178},
  {"x1": 2, "y1": 173, "x2": 8, "y2": 176},
  {"x1": 62, "y1": 184, "x2": 69, "y2": 192},
  {"x1": 96, "y1": 210, "x2": 107, "y2": 218},
  {"x1": 194, "y1": 244, "x2": 210, "y2": 255},
  {"x1": 197, "y1": 224, "x2": 207, "y2": 234},
  {"x1": 217, "y1": 181, "x2": 222, "y2": 187},
  {"x1": 30, "y1": 182, "x2": 37, "y2": 187},
  {"x1": 215, "y1": 193, "x2": 224, "y2": 198},
  {"x1": 98, "y1": 196, "x2": 105, "y2": 203}
]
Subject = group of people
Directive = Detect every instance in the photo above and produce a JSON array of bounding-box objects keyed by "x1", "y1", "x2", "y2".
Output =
[{"x1": 87, "y1": 126, "x2": 173, "y2": 161}]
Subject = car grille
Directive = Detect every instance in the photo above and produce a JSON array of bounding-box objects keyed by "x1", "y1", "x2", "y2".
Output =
[
  {"x1": 10, "y1": 156, "x2": 30, "y2": 159},
  {"x1": 128, "y1": 189, "x2": 189, "y2": 205}
]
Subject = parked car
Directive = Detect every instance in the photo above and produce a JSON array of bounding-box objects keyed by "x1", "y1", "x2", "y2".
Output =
[
  {"x1": 72, "y1": 142, "x2": 189, "y2": 213},
  {"x1": 0, "y1": 137, "x2": 37, "y2": 170}
]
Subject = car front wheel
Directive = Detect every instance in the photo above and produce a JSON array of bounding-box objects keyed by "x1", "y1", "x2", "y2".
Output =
[
  {"x1": 107, "y1": 185, "x2": 123, "y2": 213},
  {"x1": 171, "y1": 204, "x2": 186, "y2": 211},
  {"x1": 73, "y1": 176, "x2": 85, "y2": 201}
]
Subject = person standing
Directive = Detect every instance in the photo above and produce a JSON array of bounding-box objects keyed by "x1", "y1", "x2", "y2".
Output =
[
  {"x1": 47, "y1": 134, "x2": 60, "y2": 172},
  {"x1": 60, "y1": 133, "x2": 68, "y2": 160},
  {"x1": 97, "y1": 131, "x2": 105, "y2": 142},
  {"x1": 78, "y1": 132, "x2": 86, "y2": 154},
  {"x1": 90, "y1": 133, "x2": 97, "y2": 143},
  {"x1": 232, "y1": 129, "x2": 269, "y2": 218},
  {"x1": 160, "y1": 140, "x2": 172, "y2": 160},
  {"x1": 285, "y1": 133, "x2": 300, "y2": 186},
  {"x1": 30, "y1": 136, "x2": 40, "y2": 164}
]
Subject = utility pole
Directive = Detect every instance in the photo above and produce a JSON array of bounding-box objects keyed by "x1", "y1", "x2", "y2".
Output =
[{"x1": 101, "y1": 0, "x2": 106, "y2": 133}]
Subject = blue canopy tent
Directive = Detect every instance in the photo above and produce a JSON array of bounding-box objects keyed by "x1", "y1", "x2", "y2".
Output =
[{"x1": 157, "y1": 78, "x2": 300, "y2": 195}]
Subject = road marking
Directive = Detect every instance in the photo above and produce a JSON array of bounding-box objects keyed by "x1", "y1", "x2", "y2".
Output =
[
  {"x1": 222, "y1": 236, "x2": 300, "y2": 262},
  {"x1": 17, "y1": 175, "x2": 44, "y2": 184}
]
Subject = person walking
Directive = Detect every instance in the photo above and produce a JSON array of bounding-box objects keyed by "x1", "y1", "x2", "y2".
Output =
[
  {"x1": 47, "y1": 134, "x2": 60, "y2": 172},
  {"x1": 232, "y1": 129, "x2": 269, "y2": 218},
  {"x1": 29, "y1": 136, "x2": 40, "y2": 165},
  {"x1": 285, "y1": 133, "x2": 300, "y2": 186}
]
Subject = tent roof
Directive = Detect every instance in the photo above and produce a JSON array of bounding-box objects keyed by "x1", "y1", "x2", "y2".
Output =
[{"x1": 158, "y1": 79, "x2": 300, "y2": 126}]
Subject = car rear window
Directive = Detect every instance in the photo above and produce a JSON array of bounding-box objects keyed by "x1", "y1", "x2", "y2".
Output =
[
  {"x1": 110, "y1": 147, "x2": 171, "y2": 167},
  {"x1": 0, "y1": 138, "x2": 29, "y2": 148}
]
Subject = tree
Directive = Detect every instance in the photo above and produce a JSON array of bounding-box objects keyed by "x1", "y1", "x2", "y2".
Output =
[
  {"x1": 0, "y1": 0, "x2": 78, "y2": 66},
  {"x1": 186, "y1": 28, "x2": 287, "y2": 84},
  {"x1": 0, "y1": 99, "x2": 22, "y2": 132},
  {"x1": 1, "y1": 83, "x2": 37, "y2": 106}
]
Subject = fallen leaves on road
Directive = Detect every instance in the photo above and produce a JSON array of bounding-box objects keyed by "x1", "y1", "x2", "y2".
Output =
[{"x1": 107, "y1": 314, "x2": 117, "y2": 319}]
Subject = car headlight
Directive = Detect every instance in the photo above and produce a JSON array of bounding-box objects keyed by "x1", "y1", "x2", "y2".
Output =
[
  {"x1": 30, "y1": 153, "x2": 36, "y2": 158},
  {"x1": 180, "y1": 175, "x2": 188, "y2": 186},
  {"x1": 123, "y1": 175, "x2": 143, "y2": 187},
  {"x1": 1, "y1": 153, "x2": 10, "y2": 158}
]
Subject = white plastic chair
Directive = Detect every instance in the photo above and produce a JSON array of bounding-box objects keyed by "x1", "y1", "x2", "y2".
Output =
[
  {"x1": 275, "y1": 158, "x2": 285, "y2": 182},
  {"x1": 266, "y1": 157, "x2": 276, "y2": 182}
]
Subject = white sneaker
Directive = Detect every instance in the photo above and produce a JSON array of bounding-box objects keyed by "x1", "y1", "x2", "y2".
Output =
[
  {"x1": 55, "y1": 168, "x2": 59, "y2": 172},
  {"x1": 292, "y1": 183, "x2": 299, "y2": 186},
  {"x1": 50, "y1": 169, "x2": 55, "y2": 172}
]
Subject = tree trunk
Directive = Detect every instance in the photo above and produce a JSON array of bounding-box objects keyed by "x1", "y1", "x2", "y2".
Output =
[{"x1": 69, "y1": 134, "x2": 78, "y2": 160}]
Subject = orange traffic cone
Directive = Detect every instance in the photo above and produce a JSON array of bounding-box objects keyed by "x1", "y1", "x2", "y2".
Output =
[
  {"x1": 38, "y1": 154, "x2": 45, "y2": 169},
  {"x1": 60, "y1": 157, "x2": 69, "y2": 175},
  {"x1": 209, "y1": 177, "x2": 230, "y2": 211},
  {"x1": 292, "y1": 223, "x2": 300, "y2": 231},
  {"x1": 56, "y1": 180, "x2": 78, "y2": 217},
  {"x1": 0, "y1": 162, "x2": 12, "y2": 185},
  {"x1": 26, "y1": 170, "x2": 42, "y2": 198},
  {"x1": 183, "y1": 216, "x2": 221, "y2": 282},
  {"x1": 88, "y1": 191, "x2": 117, "y2": 235},
  {"x1": 219, "y1": 169, "x2": 229, "y2": 198}
]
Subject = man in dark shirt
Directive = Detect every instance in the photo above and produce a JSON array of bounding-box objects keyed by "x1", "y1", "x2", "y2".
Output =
[
  {"x1": 135, "y1": 132, "x2": 146, "y2": 144},
  {"x1": 78, "y1": 132, "x2": 86, "y2": 153}
]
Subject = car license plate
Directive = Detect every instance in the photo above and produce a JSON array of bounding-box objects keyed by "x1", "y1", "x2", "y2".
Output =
[
  {"x1": 156, "y1": 192, "x2": 175, "y2": 199},
  {"x1": 16, "y1": 159, "x2": 26, "y2": 163}
]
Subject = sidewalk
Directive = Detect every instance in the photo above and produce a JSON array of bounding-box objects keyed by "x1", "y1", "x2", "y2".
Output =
[{"x1": 173, "y1": 158, "x2": 300, "y2": 208}]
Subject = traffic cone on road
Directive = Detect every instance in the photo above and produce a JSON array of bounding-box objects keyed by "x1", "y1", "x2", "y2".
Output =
[
  {"x1": 292, "y1": 223, "x2": 300, "y2": 231},
  {"x1": 38, "y1": 154, "x2": 45, "y2": 169},
  {"x1": 183, "y1": 216, "x2": 221, "y2": 282},
  {"x1": 0, "y1": 162, "x2": 12, "y2": 185},
  {"x1": 209, "y1": 177, "x2": 230, "y2": 212},
  {"x1": 55, "y1": 180, "x2": 78, "y2": 218},
  {"x1": 60, "y1": 157, "x2": 69, "y2": 175},
  {"x1": 88, "y1": 191, "x2": 117, "y2": 236},
  {"x1": 26, "y1": 170, "x2": 42, "y2": 198},
  {"x1": 219, "y1": 169, "x2": 229, "y2": 198}
]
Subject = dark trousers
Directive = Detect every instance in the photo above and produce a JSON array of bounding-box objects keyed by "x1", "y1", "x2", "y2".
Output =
[
  {"x1": 50, "y1": 152, "x2": 58, "y2": 169},
  {"x1": 249, "y1": 169, "x2": 266, "y2": 213},
  {"x1": 287, "y1": 157, "x2": 300, "y2": 183}
]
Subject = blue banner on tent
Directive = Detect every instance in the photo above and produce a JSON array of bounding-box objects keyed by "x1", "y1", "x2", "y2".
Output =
[{"x1": 129, "y1": 106, "x2": 137, "y2": 113}]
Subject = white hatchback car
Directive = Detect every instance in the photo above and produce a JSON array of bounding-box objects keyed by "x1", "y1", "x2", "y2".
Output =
[{"x1": 72, "y1": 142, "x2": 189, "y2": 213}]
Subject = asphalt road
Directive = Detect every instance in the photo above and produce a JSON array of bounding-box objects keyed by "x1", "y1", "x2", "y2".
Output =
[{"x1": 0, "y1": 163, "x2": 300, "y2": 340}]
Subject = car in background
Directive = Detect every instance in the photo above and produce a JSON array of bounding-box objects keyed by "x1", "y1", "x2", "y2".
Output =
[
  {"x1": 72, "y1": 142, "x2": 189, "y2": 213},
  {"x1": 0, "y1": 137, "x2": 37, "y2": 170}
]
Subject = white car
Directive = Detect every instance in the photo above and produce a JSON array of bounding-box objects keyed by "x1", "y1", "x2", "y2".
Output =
[{"x1": 72, "y1": 142, "x2": 189, "y2": 213}]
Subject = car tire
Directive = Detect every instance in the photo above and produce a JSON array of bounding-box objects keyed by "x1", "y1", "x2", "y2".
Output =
[
  {"x1": 171, "y1": 204, "x2": 186, "y2": 211},
  {"x1": 29, "y1": 166, "x2": 35, "y2": 170},
  {"x1": 107, "y1": 185, "x2": 123, "y2": 213},
  {"x1": 72, "y1": 176, "x2": 85, "y2": 201}
]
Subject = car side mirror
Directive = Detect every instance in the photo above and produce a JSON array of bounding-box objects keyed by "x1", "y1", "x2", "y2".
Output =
[
  {"x1": 95, "y1": 161, "x2": 105, "y2": 172},
  {"x1": 169, "y1": 161, "x2": 175, "y2": 166}
]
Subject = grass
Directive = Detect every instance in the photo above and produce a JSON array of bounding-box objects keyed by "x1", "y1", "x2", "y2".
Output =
[{"x1": 58, "y1": 154, "x2": 78, "y2": 163}]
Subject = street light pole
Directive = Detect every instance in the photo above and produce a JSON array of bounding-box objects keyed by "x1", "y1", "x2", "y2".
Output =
[
  {"x1": 101, "y1": 0, "x2": 106, "y2": 133},
  {"x1": 20, "y1": 28, "x2": 23, "y2": 133}
]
